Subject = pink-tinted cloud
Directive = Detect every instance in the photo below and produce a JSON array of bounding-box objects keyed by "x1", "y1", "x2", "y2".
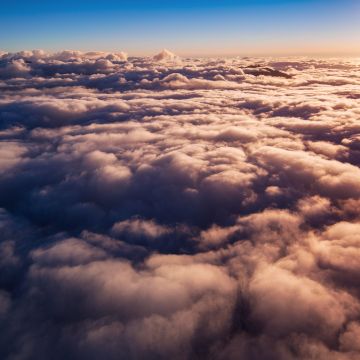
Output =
[{"x1": 0, "y1": 51, "x2": 360, "y2": 359}]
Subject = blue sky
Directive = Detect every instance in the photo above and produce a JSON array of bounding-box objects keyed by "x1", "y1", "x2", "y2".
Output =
[{"x1": 1, "y1": 0, "x2": 359, "y2": 56}]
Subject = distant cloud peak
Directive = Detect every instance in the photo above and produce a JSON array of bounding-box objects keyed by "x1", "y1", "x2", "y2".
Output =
[{"x1": 153, "y1": 49, "x2": 177, "y2": 61}]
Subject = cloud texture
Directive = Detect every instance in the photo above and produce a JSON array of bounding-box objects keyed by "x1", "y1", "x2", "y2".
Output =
[{"x1": 1, "y1": 50, "x2": 360, "y2": 359}]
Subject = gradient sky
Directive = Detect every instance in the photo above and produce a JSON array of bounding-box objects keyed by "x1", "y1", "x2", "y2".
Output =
[{"x1": 1, "y1": 0, "x2": 360, "y2": 56}]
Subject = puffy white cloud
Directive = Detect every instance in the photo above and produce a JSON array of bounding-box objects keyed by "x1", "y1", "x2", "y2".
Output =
[
  {"x1": 112, "y1": 218, "x2": 171, "y2": 239},
  {"x1": 153, "y1": 49, "x2": 177, "y2": 62}
]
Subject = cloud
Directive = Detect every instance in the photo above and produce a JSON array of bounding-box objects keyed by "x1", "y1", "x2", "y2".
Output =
[
  {"x1": 112, "y1": 218, "x2": 171, "y2": 240},
  {"x1": 0, "y1": 51, "x2": 360, "y2": 359},
  {"x1": 153, "y1": 49, "x2": 178, "y2": 62},
  {"x1": 0, "y1": 59, "x2": 31, "y2": 78}
]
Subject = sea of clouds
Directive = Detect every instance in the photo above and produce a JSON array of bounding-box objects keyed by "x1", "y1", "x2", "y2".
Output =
[{"x1": 1, "y1": 48, "x2": 360, "y2": 359}]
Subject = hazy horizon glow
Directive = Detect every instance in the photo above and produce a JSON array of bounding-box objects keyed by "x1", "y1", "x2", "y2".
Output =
[{"x1": 1, "y1": 0, "x2": 360, "y2": 56}]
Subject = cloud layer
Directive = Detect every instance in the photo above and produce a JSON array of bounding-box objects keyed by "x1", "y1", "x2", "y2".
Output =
[{"x1": 1, "y1": 50, "x2": 360, "y2": 360}]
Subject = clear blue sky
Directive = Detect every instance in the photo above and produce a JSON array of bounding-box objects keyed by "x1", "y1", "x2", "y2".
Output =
[{"x1": 1, "y1": 0, "x2": 359, "y2": 56}]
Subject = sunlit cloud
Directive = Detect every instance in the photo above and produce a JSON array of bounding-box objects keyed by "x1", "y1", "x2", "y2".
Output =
[{"x1": 0, "y1": 49, "x2": 360, "y2": 359}]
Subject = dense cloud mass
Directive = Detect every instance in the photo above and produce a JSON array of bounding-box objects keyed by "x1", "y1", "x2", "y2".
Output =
[{"x1": 1, "y1": 49, "x2": 360, "y2": 359}]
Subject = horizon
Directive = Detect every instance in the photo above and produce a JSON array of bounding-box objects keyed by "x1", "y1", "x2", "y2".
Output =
[{"x1": 2, "y1": 48, "x2": 360, "y2": 59}]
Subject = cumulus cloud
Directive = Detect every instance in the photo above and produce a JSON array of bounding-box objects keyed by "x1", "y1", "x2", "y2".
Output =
[
  {"x1": 153, "y1": 49, "x2": 178, "y2": 62},
  {"x1": 0, "y1": 50, "x2": 360, "y2": 359}
]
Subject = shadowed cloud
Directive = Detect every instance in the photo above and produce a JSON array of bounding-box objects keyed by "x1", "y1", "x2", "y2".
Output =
[{"x1": 0, "y1": 50, "x2": 360, "y2": 360}]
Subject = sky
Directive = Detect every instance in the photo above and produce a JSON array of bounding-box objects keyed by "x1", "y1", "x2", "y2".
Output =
[{"x1": 1, "y1": 0, "x2": 360, "y2": 56}]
